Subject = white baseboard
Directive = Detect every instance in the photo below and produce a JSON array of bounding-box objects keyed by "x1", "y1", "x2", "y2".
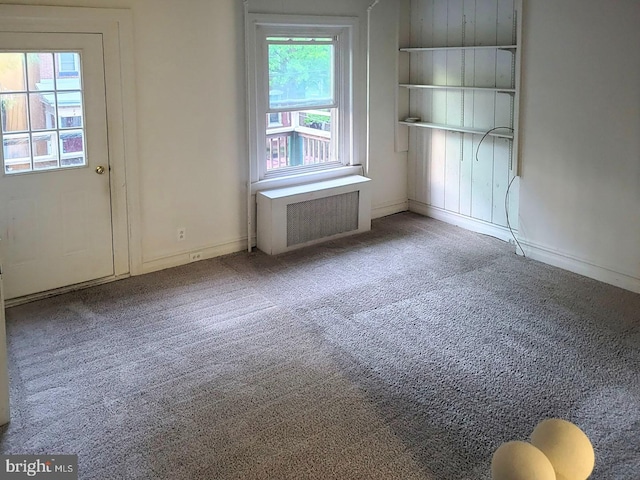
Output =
[
  {"x1": 141, "y1": 238, "x2": 248, "y2": 275},
  {"x1": 520, "y1": 240, "x2": 640, "y2": 294},
  {"x1": 409, "y1": 201, "x2": 515, "y2": 243},
  {"x1": 409, "y1": 200, "x2": 640, "y2": 293},
  {"x1": 372, "y1": 200, "x2": 409, "y2": 219},
  {"x1": 6, "y1": 274, "x2": 131, "y2": 307}
]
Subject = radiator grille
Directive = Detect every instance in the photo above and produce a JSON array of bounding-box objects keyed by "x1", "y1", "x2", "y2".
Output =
[{"x1": 286, "y1": 191, "x2": 359, "y2": 247}]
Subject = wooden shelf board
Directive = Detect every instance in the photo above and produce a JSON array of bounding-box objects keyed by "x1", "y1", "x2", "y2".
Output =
[
  {"x1": 400, "y1": 45, "x2": 517, "y2": 52},
  {"x1": 399, "y1": 84, "x2": 516, "y2": 94},
  {"x1": 399, "y1": 121, "x2": 514, "y2": 139}
]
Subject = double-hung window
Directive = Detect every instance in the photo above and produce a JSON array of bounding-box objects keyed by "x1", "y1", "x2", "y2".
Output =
[{"x1": 246, "y1": 15, "x2": 358, "y2": 184}]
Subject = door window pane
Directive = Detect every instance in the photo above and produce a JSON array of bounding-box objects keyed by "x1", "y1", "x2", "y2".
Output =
[
  {"x1": 58, "y1": 53, "x2": 76, "y2": 72},
  {"x1": 29, "y1": 92, "x2": 57, "y2": 130},
  {"x1": 3, "y1": 134, "x2": 31, "y2": 172},
  {"x1": 60, "y1": 130, "x2": 83, "y2": 153},
  {"x1": 55, "y1": 52, "x2": 81, "y2": 90},
  {"x1": 27, "y1": 53, "x2": 54, "y2": 91},
  {"x1": 57, "y1": 91, "x2": 83, "y2": 128},
  {"x1": 60, "y1": 130, "x2": 84, "y2": 167},
  {"x1": 0, "y1": 53, "x2": 26, "y2": 92},
  {"x1": 1, "y1": 51, "x2": 86, "y2": 174},
  {"x1": 1, "y1": 93, "x2": 29, "y2": 132},
  {"x1": 33, "y1": 132, "x2": 59, "y2": 170}
]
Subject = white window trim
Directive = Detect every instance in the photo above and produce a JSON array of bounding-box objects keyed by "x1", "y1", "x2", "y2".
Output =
[{"x1": 246, "y1": 13, "x2": 360, "y2": 189}]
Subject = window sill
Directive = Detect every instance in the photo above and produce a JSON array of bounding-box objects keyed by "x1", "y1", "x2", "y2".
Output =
[{"x1": 251, "y1": 165, "x2": 364, "y2": 195}]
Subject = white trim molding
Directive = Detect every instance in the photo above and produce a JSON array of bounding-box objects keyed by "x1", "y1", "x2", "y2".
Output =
[
  {"x1": 409, "y1": 200, "x2": 515, "y2": 243},
  {"x1": 250, "y1": 164, "x2": 363, "y2": 194},
  {"x1": 519, "y1": 240, "x2": 640, "y2": 294},
  {"x1": 372, "y1": 199, "x2": 408, "y2": 219},
  {"x1": 140, "y1": 239, "x2": 248, "y2": 276}
]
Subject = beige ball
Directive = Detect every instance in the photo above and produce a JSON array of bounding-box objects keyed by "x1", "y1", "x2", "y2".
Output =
[
  {"x1": 530, "y1": 418, "x2": 595, "y2": 480},
  {"x1": 491, "y1": 441, "x2": 557, "y2": 480}
]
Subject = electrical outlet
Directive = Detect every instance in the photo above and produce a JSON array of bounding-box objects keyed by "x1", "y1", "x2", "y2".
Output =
[
  {"x1": 177, "y1": 227, "x2": 186, "y2": 242},
  {"x1": 189, "y1": 252, "x2": 203, "y2": 262}
]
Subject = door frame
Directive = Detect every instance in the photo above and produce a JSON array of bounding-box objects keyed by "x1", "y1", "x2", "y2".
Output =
[{"x1": 0, "y1": 5, "x2": 142, "y2": 302}]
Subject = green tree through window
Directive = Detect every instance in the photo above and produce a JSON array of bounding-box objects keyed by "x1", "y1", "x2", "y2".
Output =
[{"x1": 267, "y1": 38, "x2": 334, "y2": 110}]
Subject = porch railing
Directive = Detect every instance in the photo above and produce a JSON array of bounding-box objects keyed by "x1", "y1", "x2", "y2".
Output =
[
  {"x1": 267, "y1": 134, "x2": 291, "y2": 171},
  {"x1": 266, "y1": 130, "x2": 332, "y2": 171}
]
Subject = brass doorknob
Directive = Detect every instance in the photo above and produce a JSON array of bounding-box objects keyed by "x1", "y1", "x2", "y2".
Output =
[{"x1": 96, "y1": 165, "x2": 105, "y2": 175}]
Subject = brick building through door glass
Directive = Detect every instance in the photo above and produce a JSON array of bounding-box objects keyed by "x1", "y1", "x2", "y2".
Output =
[{"x1": 0, "y1": 51, "x2": 86, "y2": 174}]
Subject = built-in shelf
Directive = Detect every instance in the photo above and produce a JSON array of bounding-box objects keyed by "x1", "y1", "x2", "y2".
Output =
[
  {"x1": 400, "y1": 45, "x2": 517, "y2": 52},
  {"x1": 399, "y1": 84, "x2": 516, "y2": 94},
  {"x1": 398, "y1": 0, "x2": 522, "y2": 234},
  {"x1": 398, "y1": 121, "x2": 514, "y2": 139}
]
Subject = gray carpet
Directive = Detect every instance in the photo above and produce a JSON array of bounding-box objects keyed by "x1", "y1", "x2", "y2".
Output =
[{"x1": 1, "y1": 212, "x2": 639, "y2": 479}]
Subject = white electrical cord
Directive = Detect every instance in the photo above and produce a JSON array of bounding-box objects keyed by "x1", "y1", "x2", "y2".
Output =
[
  {"x1": 475, "y1": 126, "x2": 525, "y2": 257},
  {"x1": 505, "y1": 175, "x2": 525, "y2": 257}
]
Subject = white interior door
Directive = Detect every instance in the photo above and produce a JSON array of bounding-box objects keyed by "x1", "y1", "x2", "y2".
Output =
[{"x1": 0, "y1": 33, "x2": 113, "y2": 300}]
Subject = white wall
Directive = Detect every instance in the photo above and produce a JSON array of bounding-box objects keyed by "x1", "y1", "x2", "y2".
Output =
[
  {"x1": 0, "y1": 0, "x2": 406, "y2": 274},
  {"x1": 518, "y1": 0, "x2": 640, "y2": 292},
  {"x1": 368, "y1": 0, "x2": 409, "y2": 218},
  {"x1": 134, "y1": 0, "x2": 247, "y2": 269}
]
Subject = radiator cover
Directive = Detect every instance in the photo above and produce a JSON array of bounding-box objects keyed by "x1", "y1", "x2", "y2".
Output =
[{"x1": 256, "y1": 175, "x2": 372, "y2": 255}]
